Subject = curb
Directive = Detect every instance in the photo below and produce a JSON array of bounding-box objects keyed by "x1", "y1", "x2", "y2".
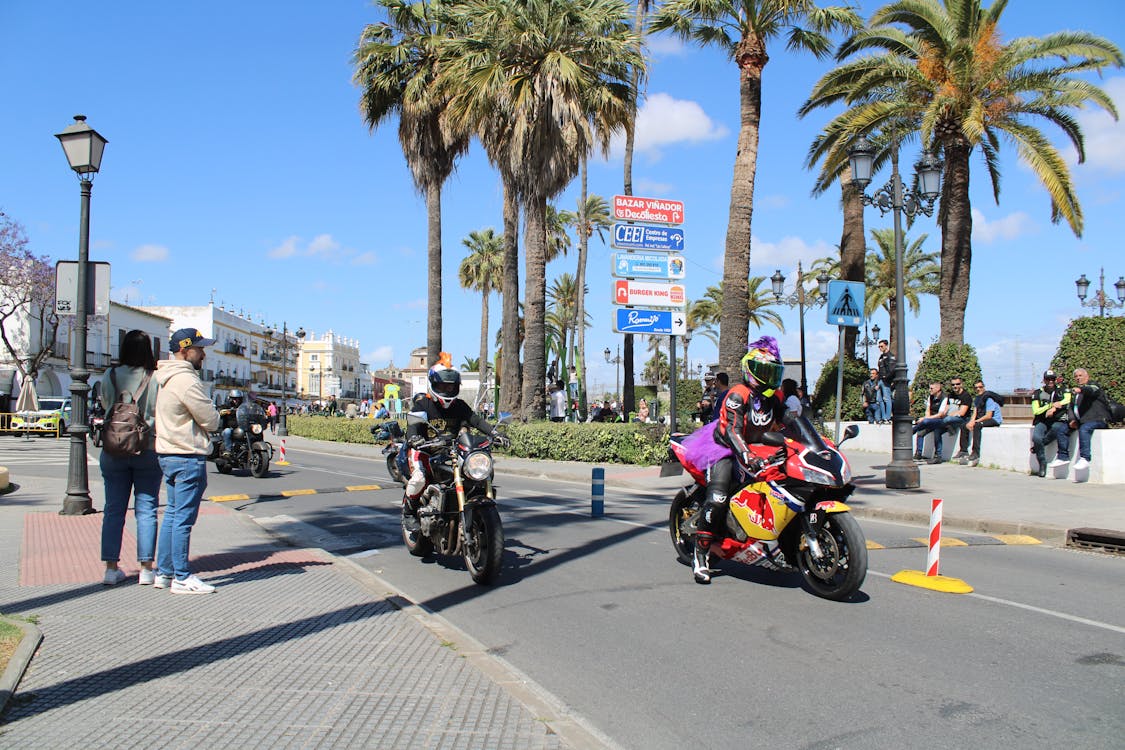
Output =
[{"x1": 0, "y1": 616, "x2": 42, "y2": 715}]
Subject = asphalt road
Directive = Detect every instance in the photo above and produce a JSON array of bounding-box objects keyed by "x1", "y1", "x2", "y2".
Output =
[
  {"x1": 12, "y1": 437, "x2": 1124, "y2": 749},
  {"x1": 217, "y1": 442, "x2": 1125, "y2": 750}
]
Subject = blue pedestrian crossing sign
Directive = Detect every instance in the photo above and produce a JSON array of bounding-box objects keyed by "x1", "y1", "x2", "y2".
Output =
[{"x1": 826, "y1": 280, "x2": 865, "y2": 328}]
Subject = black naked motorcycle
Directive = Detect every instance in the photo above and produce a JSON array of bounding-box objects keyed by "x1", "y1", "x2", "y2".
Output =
[
  {"x1": 400, "y1": 412, "x2": 510, "y2": 585},
  {"x1": 209, "y1": 401, "x2": 273, "y2": 477},
  {"x1": 370, "y1": 420, "x2": 407, "y2": 486}
]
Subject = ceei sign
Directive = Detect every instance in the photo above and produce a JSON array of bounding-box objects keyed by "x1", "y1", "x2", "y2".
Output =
[
  {"x1": 612, "y1": 195, "x2": 684, "y2": 225},
  {"x1": 614, "y1": 279, "x2": 687, "y2": 308}
]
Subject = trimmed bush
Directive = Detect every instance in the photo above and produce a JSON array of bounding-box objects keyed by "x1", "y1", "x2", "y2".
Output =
[
  {"x1": 812, "y1": 354, "x2": 868, "y2": 423},
  {"x1": 1050, "y1": 316, "x2": 1125, "y2": 405},
  {"x1": 910, "y1": 343, "x2": 982, "y2": 417},
  {"x1": 287, "y1": 415, "x2": 384, "y2": 444}
]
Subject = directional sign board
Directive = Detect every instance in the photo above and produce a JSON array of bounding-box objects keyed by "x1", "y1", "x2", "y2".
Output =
[
  {"x1": 615, "y1": 308, "x2": 686, "y2": 335},
  {"x1": 612, "y1": 195, "x2": 684, "y2": 225},
  {"x1": 612, "y1": 252, "x2": 685, "y2": 280},
  {"x1": 826, "y1": 280, "x2": 865, "y2": 328},
  {"x1": 614, "y1": 279, "x2": 687, "y2": 308},
  {"x1": 611, "y1": 223, "x2": 685, "y2": 251}
]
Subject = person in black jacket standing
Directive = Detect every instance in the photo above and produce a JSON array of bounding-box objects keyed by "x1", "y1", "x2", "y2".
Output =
[{"x1": 876, "y1": 340, "x2": 895, "y2": 424}]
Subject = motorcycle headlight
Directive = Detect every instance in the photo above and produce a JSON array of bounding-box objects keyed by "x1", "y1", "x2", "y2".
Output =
[
  {"x1": 463, "y1": 451, "x2": 493, "y2": 481},
  {"x1": 798, "y1": 464, "x2": 837, "y2": 486},
  {"x1": 251, "y1": 424, "x2": 263, "y2": 435}
]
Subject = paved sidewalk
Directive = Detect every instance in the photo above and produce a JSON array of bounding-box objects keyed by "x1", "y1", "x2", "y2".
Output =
[{"x1": 0, "y1": 470, "x2": 604, "y2": 749}]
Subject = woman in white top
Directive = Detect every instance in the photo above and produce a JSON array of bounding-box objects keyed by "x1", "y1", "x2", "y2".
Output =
[
  {"x1": 98, "y1": 329, "x2": 160, "y2": 586},
  {"x1": 782, "y1": 378, "x2": 803, "y2": 417}
]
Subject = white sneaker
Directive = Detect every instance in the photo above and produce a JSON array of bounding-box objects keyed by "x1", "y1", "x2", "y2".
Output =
[
  {"x1": 102, "y1": 568, "x2": 127, "y2": 586},
  {"x1": 170, "y1": 574, "x2": 216, "y2": 594},
  {"x1": 1073, "y1": 458, "x2": 1090, "y2": 471},
  {"x1": 153, "y1": 573, "x2": 173, "y2": 589},
  {"x1": 138, "y1": 568, "x2": 156, "y2": 585},
  {"x1": 1048, "y1": 458, "x2": 1069, "y2": 469}
]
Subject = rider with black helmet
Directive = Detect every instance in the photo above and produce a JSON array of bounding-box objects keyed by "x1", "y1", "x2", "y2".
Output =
[{"x1": 219, "y1": 389, "x2": 245, "y2": 457}]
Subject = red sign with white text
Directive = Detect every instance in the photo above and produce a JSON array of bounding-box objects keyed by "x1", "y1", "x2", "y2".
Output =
[
  {"x1": 613, "y1": 195, "x2": 684, "y2": 225},
  {"x1": 614, "y1": 279, "x2": 687, "y2": 308}
]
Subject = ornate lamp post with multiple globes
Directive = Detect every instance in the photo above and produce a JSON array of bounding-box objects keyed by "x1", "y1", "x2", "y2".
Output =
[
  {"x1": 849, "y1": 135, "x2": 942, "y2": 490},
  {"x1": 603, "y1": 346, "x2": 622, "y2": 400},
  {"x1": 1075, "y1": 268, "x2": 1125, "y2": 317},
  {"x1": 265, "y1": 324, "x2": 305, "y2": 436},
  {"x1": 55, "y1": 115, "x2": 107, "y2": 516}
]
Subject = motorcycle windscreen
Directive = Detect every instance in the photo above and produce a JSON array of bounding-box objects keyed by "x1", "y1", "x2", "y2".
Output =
[{"x1": 728, "y1": 481, "x2": 800, "y2": 541}]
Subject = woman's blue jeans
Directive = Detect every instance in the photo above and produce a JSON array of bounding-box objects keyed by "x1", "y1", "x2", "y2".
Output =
[
  {"x1": 156, "y1": 455, "x2": 209, "y2": 580},
  {"x1": 99, "y1": 450, "x2": 162, "y2": 562}
]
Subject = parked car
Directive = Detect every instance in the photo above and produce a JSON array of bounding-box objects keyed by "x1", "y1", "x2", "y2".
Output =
[{"x1": 11, "y1": 396, "x2": 73, "y2": 436}]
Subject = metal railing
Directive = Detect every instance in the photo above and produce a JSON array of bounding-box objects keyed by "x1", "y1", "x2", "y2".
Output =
[{"x1": 0, "y1": 412, "x2": 64, "y2": 438}]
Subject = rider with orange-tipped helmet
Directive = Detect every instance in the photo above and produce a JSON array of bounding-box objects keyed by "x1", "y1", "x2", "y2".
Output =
[{"x1": 693, "y1": 336, "x2": 787, "y2": 584}]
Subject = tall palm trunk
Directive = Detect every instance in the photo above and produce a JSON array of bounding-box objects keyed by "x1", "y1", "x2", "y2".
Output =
[
  {"x1": 575, "y1": 156, "x2": 590, "y2": 419},
  {"x1": 839, "y1": 175, "x2": 866, "y2": 358},
  {"x1": 522, "y1": 194, "x2": 548, "y2": 418},
  {"x1": 426, "y1": 186, "x2": 443, "y2": 363},
  {"x1": 478, "y1": 287, "x2": 489, "y2": 397},
  {"x1": 500, "y1": 181, "x2": 521, "y2": 412},
  {"x1": 719, "y1": 39, "x2": 765, "y2": 373},
  {"x1": 939, "y1": 141, "x2": 972, "y2": 344}
]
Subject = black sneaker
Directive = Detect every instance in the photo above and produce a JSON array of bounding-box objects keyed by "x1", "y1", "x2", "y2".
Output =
[
  {"x1": 952, "y1": 451, "x2": 969, "y2": 460},
  {"x1": 913, "y1": 452, "x2": 924, "y2": 461},
  {"x1": 927, "y1": 457, "x2": 943, "y2": 465}
]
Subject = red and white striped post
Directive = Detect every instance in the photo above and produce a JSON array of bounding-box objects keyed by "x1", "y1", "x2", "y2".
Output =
[
  {"x1": 277, "y1": 437, "x2": 288, "y2": 466},
  {"x1": 926, "y1": 497, "x2": 943, "y2": 576}
]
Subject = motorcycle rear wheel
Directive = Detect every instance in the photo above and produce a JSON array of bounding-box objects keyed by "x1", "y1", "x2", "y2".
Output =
[
  {"x1": 463, "y1": 505, "x2": 504, "y2": 585},
  {"x1": 386, "y1": 453, "x2": 404, "y2": 485},
  {"x1": 669, "y1": 487, "x2": 704, "y2": 566},
  {"x1": 401, "y1": 505, "x2": 434, "y2": 557},
  {"x1": 91, "y1": 429, "x2": 101, "y2": 448},
  {"x1": 797, "y1": 512, "x2": 868, "y2": 601},
  {"x1": 250, "y1": 449, "x2": 270, "y2": 478}
]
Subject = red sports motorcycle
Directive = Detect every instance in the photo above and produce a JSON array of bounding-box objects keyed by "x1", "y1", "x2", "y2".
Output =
[{"x1": 667, "y1": 418, "x2": 867, "y2": 601}]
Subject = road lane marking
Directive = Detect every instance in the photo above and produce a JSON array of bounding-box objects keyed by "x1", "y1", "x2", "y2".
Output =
[
  {"x1": 866, "y1": 540, "x2": 886, "y2": 549},
  {"x1": 867, "y1": 571, "x2": 1125, "y2": 635},
  {"x1": 281, "y1": 488, "x2": 318, "y2": 496},
  {"x1": 209, "y1": 494, "x2": 251, "y2": 502},
  {"x1": 346, "y1": 484, "x2": 382, "y2": 491}
]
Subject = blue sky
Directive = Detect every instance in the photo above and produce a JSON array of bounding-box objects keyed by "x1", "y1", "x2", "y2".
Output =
[{"x1": 3, "y1": 0, "x2": 1124, "y2": 396}]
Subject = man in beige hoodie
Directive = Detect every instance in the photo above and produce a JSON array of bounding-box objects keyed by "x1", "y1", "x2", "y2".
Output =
[{"x1": 154, "y1": 328, "x2": 221, "y2": 594}]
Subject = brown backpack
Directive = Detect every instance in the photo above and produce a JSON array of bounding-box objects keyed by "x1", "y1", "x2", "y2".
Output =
[{"x1": 102, "y1": 369, "x2": 154, "y2": 457}]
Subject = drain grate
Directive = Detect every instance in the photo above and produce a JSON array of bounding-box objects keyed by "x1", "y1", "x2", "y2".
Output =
[{"x1": 1066, "y1": 527, "x2": 1125, "y2": 555}]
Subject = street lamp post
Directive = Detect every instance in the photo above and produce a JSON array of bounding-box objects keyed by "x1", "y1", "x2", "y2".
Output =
[
  {"x1": 55, "y1": 115, "x2": 107, "y2": 516},
  {"x1": 266, "y1": 324, "x2": 305, "y2": 436},
  {"x1": 1075, "y1": 268, "x2": 1125, "y2": 317},
  {"x1": 858, "y1": 322, "x2": 881, "y2": 369},
  {"x1": 770, "y1": 262, "x2": 831, "y2": 394},
  {"x1": 603, "y1": 346, "x2": 622, "y2": 400},
  {"x1": 849, "y1": 136, "x2": 942, "y2": 490}
]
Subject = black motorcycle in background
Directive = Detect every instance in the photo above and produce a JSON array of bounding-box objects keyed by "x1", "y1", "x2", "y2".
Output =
[
  {"x1": 371, "y1": 420, "x2": 407, "y2": 486},
  {"x1": 209, "y1": 401, "x2": 273, "y2": 477}
]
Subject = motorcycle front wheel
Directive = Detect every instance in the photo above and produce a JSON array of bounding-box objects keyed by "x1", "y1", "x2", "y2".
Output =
[
  {"x1": 250, "y1": 449, "x2": 270, "y2": 478},
  {"x1": 386, "y1": 453, "x2": 404, "y2": 485},
  {"x1": 401, "y1": 505, "x2": 434, "y2": 557},
  {"x1": 91, "y1": 429, "x2": 101, "y2": 448},
  {"x1": 463, "y1": 505, "x2": 504, "y2": 585},
  {"x1": 797, "y1": 512, "x2": 868, "y2": 601},
  {"x1": 216, "y1": 460, "x2": 233, "y2": 475},
  {"x1": 669, "y1": 486, "x2": 704, "y2": 566}
]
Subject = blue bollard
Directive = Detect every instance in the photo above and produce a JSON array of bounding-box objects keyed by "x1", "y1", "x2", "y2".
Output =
[{"x1": 591, "y1": 467, "x2": 605, "y2": 517}]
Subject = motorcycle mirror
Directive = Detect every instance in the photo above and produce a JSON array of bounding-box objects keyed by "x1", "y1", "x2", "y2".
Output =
[
  {"x1": 761, "y1": 431, "x2": 786, "y2": 447},
  {"x1": 841, "y1": 424, "x2": 860, "y2": 444},
  {"x1": 496, "y1": 411, "x2": 513, "y2": 424}
]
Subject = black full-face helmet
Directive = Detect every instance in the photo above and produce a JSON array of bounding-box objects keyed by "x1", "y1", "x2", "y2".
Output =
[{"x1": 428, "y1": 366, "x2": 461, "y2": 408}]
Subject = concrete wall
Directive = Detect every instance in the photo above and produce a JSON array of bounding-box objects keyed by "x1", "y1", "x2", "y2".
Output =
[{"x1": 841, "y1": 422, "x2": 1125, "y2": 484}]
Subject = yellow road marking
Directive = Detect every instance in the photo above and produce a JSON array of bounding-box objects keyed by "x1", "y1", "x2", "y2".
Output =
[
  {"x1": 992, "y1": 534, "x2": 1041, "y2": 545},
  {"x1": 208, "y1": 494, "x2": 250, "y2": 503},
  {"x1": 910, "y1": 536, "x2": 968, "y2": 547},
  {"x1": 865, "y1": 540, "x2": 886, "y2": 550},
  {"x1": 346, "y1": 484, "x2": 382, "y2": 491},
  {"x1": 281, "y1": 489, "x2": 318, "y2": 496}
]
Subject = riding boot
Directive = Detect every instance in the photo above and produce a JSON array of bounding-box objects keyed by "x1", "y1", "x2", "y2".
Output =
[{"x1": 693, "y1": 532, "x2": 713, "y2": 584}]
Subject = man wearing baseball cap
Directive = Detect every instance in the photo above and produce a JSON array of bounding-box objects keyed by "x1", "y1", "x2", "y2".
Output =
[
  {"x1": 153, "y1": 328, "x2": 221, "y2": 593},
  {"x1": 1031, "y1": 369, "x2": 1071, "y2": 477}
]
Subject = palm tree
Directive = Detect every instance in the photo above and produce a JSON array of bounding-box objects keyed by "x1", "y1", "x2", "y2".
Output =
[
  {"x1": 547, "y1": 272, "x2": 580, "y2": 376},
  {"x1": 864, "y1": 228, "x2": 939, "y2": 353},
  {"x1": 441, "y1": 0, "x2": 642, "y2": 418},
  {"x1": 459, "y1": 228, "x2": 505, "y2": 389},
  {"x1": 352, "y1": 0, "x2": 471, "y2": 364},
  {"x1": 697, "y1": 281, "x2": 786, "y2": 334},
  {"x1": 651, "y1": 0, "x2": 860, "y2": 373},
  {"x1": 545, "y1": 204, "x2": 573, "y2": 264},
  {"x1": 801, "y1": 0, "x2": 1122, "y2": 343},
  {"x1": 561, "y1": 191, "x2": 611, "y2": 417}
]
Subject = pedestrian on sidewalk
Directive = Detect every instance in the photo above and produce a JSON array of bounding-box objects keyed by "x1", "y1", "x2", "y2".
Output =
[
  {"x1": 862, "y1": 369, "x2": 881, "y2": 424},
  {"x1": 876, "y1": 340, "x2": 895, "y2": 424},
  {"x1": 99, "y1": 329, "x2": 161, "y2": 586},
  {"x1": 958, "y1": 381, "x2": 1003, "y2": 466},
  {"x1": 154, "y1": 328, "x2": 221, "y2": 594},
  {"x1": 912, "y1": 381, "x2": 949, "y2": 463},
  {"x1": 1068, "y1": 367, "x2": 1111, "y2": 479},
  {"x1": 944, "y1": 377, "x2": 973, "y2": 461},
  {"x1": 1032, "y1": 370, "x2": 1071, "y2": 477}
]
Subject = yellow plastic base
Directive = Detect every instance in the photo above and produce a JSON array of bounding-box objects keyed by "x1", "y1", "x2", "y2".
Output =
[
  {"x1": 891, "y1": 569, "x2": 974, "y2": 594},
  {"x1": 275, "y1": 460, "x2": 291, "y2": 466}
]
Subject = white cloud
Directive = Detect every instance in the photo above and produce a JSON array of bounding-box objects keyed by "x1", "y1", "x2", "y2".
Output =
[
  {"x1": 132, "y1": 244, "x2": 169, "y2": 262},
  {"x1": 1068, "y1": 76, "x2": 1125, "y2": 173},
  {"x1": 268, "y1": 236, "x2": 300, "y2": 259},
  {"x1": 970, "y1": 208, "x2": 1035, "y2": 243},
  {"x1": 635, "y1": 177, "x2": 674, "y2": 195},
  {"x1": 307, "y1": 233, "x2": 341, "y2": 257},
  {"x1": 750, "y1": 234, "x2": 837, "y2": 272},
  {"x1": 607, "y1": 92, "x2": 727, "y2": 160},
  {"x1": 351, "y1": 251, "x2": 378, "y2": 266},
  {"x1": 645, "y1": 34, "x2": 685, "y2": 57}
]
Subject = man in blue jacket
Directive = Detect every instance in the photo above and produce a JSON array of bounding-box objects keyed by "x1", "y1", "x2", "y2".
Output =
[{"x1": 958, "y1": 381, "x2": 1003, "y2": 467}]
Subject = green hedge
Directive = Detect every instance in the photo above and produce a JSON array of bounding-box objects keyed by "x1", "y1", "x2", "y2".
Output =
[
  {"x1": 910, "y1": 343, "x2": 982, "y2": 417},
  {"x1": 287, "y1": 414, "x2": 671, "y2": 465},
  {"x1": 811, "y1": 354, "x2": 868, "y2": 422},
  {"x1": 1050, "y1": 316, "x2": 1125, "y2": 405}
]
